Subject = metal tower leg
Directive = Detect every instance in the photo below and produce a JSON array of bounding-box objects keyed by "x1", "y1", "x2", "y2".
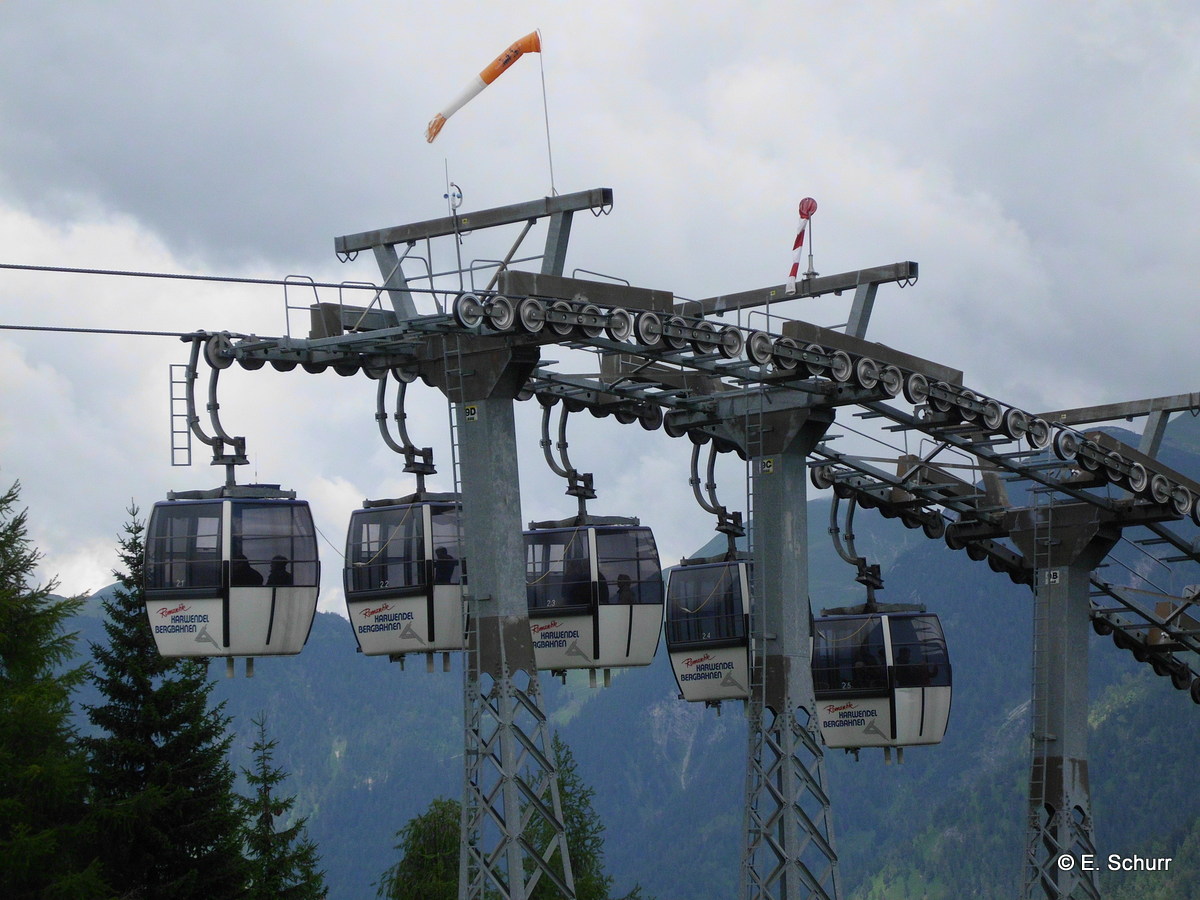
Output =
[
  {"x1": 742, "y1": 422, "x2": 840, "y2": 900},
  {"x1": 454, "y1": 393, "x2": 575, "y2": 900},
  {"x1": 1011, "y1": 505, "x2": 1116, "y2": 900}
]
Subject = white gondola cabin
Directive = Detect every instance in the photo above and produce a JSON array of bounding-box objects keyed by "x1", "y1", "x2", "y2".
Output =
[
  {"x1": 524, "y1": 517, "x2": 663, "y2": 674},
  {"x1": 144, "y1": 486, "x2": 320, "y2": 659},
  {"x1": 812, "y1": 611, "x2": 952, "y2": 750},
  {"x1": 664, "y1": 558, "x2": 752, "y2": 703},
  {"x1": 343, "y1": 493, "x2": 465, "y2": 657}
]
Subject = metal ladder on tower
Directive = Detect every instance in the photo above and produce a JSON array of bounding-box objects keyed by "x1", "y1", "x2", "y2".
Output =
[
  {"x1": 1024, "y1": 487, "x2": 1055, "y2": 898},
  {"x1": 169, "y1": 363, "x2": 193, "y2": 466}
]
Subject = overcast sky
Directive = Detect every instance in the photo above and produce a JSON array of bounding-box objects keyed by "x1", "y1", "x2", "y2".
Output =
[{"x1": 1, "y1": 1, "x2": 1197, "y2": 614}]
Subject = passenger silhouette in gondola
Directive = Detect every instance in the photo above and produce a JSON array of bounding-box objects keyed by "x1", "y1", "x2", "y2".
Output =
[
  {"x1": 266, "y1": 555, "x2": 293, "y2": 586},
  {"x1": 615, "y1": 573, "x2": 636, "y2": 604},
  {"x1": 563, "y1": 557, "x2": 591, "y2": 606},
  {"x1": 231, "y1": 552, "x2": 263, "y2": 586},
  {"x1": 433, "y1": 546, "x2": 458, "y2": 584}
]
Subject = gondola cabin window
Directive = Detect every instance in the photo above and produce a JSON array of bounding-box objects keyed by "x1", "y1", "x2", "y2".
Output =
[
  {"x1": 346, "y1": 505, "x2": 423, "y2": 593},
  {"x1": 890, "y1": 615, "x2": 950, "y2": 688},
  {"x1": 666, "y1": 564, "x2": 746, "y2": 645},
  {"x1": 145, "y1": 501, "x2": 222, "y2": 592},
  {"x1": 595, "y1": 528, "x2": 663, "y2": 606},
  {"x1": 526, "y1": 527, "x2": 592, "y2": 612},
  {"x1": 233, "y1": 503, "x2": 319, "y2": 587},
  {"x1": 812, "y1": 616, "x2": 887, "y2": 694}
]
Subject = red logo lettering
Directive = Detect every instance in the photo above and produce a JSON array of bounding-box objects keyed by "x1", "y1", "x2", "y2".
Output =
[
  {"x1": 361, "y1": 603, "x2": 392, "y2": 618},
  {"x1": 824, "y1": 702, "x2": 856, "y2": 713},
  {"x1": 156, "y1": 604, "x2": 190, "y2": 618},
  {"x1": 531, "y1": 621, "x2": 562, "y2": 634},
  {"x1": 683, "y1": 654, "x2": 713, "y2": 668}
]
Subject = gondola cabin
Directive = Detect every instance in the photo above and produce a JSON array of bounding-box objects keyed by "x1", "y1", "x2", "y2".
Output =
[
  {"x1": 144, "y1": 487, "x2": 320, "y2": 659},
  {"x1": 812, "y1": 611, "x2": 952, "y2": 750},
  {"x1": 524, "y1": 517, "x2": 663, "y2": 673},
  {"x1": 665, "y1": 559, "x2": 752, "y2": 703},
  {"x1": 344, "y1": 494, "x2": 465, "y2": 656}
]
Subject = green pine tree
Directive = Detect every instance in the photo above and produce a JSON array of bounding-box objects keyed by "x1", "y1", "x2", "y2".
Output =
[
  {"x1": 0, "y1": 480, "x2": 108, "y2": 899},
  {"x1": 377, "y1": 734, "x2": 650, "y2": 900},
  {"x1": 84, "y1": 509, "x2": 248, "y2": 898},
  {"x1": 240, "y1": 712, "x2": 327, "y2": 899},
  {"x1": 374, "y1": 796, "x2": 460, "y2": 900}
]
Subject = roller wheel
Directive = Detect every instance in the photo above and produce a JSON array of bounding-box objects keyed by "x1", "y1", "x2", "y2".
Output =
[
  {"x1": 772, "y1": 337, "x2": 800, "y2": 372},
  {"x1": 1102, "y1": 451, "x2": 1125, "y2": 484},
  {"x1": 1126, "y1": 462, "x2": 1149, "y2": 494},
  {"x1": 301, "y1": 361, "x2": 328, "y2": 374},
  {"x1": 270, "y1": 359, "x2": 297, "y2": 372},
  {"x1": 333, "y1": 362, "x2": 359, "y2": 376},
  {"x1": 485, "y1": 295, "x2": 515, "y2": 331},
  {"x1": 663, "y1": 411, "x2": 688, "y2": 438},
  {"x1": 637, "y1": 404, "x2": 664, "y2": 431},
  {"x1": 1152, "y1": 656, "x2": 1171, "y2": 678},
  {"x1": 981, "y1": 399, "x2": 1004, "y2": 431},
  {"x1": 717, "y1": 325, "x2": 745, "y2": 359},
  {"x1": 1192, "y1": 678, "x2": 1200, "y2": 705},
  {"x1": 810, "y1": 466, "x2": 835, "y2": 490},
  {"x1": 663, "y1": 315, "x2": 689, "y2": 350},
  {"x1": 204, "y1": 333, "x2": 235, "y2": 370},
  {"x1": 606, "y1": 307, "x2": 634, "y2": 342},
  {"x1": 238, "y1": 356, "x2": 265, "y2": 371},
  {"x1": 1077, "y1": 442, "x2": 1101, "y2": 472},
  {"x1": 1091, "y1": 616, "x2": 1113, "y2": 636},
  {"x1": 453, "y1": 293, "x2": 485, "y2": 328},
  {"x1": 829, "y1": 350, "x2": 853, "y2": 382},
  {"x1": 1053, "y1": 429, "x2": 1080, "y2": 461},
  {"x1": 517, "y1": 297, "x2": 546, "y2": 333},
  {"x1": 879, "y1": 365, "x2": 903, "y2": 398},
  {"x1": 1026, "y1": 417, "x2": 1051, "y2": 450},
  {"x1": 922, "y1": 516, "x2": 946, "y2": 539},
  {"x1": 577, "y1": 303, "x2": 605, "y2": 339},
  {"x1": 747, "y1": 331, "x2": 773, "y2": 365},
  {"x1": 929, "y1": 383, "x2": 954, "y2": 414},
  {"x1": 614, "y1": 407, "x2": 638, "y2": 424},
  {"x1": 1002, "y1": 407, "x2": 1030, "y2": 441},
  {"x1": 1172, "y1": 667, "x2": 1191, "y2": 691},
  {"x1": 804, "y1": 343, "x2": 827, "y2": 377},
  {"x1": 391, "y1": 364, "x2": 419, "y2": 384},
  {"x1": 903, "y1": 372, "x2": 930, "y2": 405},
  {"x1": 1171, "y1": 485, "x2": 1193, "y2": 517},
  {"x1": 548, "y1": 300, "x2": 574, "y2": 336},
  {"x1": 690, "y1": 320, "x2": 719, "y2": 354},
  {"x1": 957, "y1": 389, "x2": 980, "y2": 422},
  {"x1": 854, "y1": 357, "x2": 881, "y2": 390},
  {"x1": 1150, "y1": 473, "x2": 1172, "y2": 505},
  {"x1": 635, "y1": 310, "x2": 664, "y2": 347}
]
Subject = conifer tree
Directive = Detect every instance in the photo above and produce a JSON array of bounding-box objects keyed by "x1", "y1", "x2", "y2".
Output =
[
  {"x1": 374, "y1": 796, "x2": 460, "y2": 900},
  {"x1": 84, "y1": 509, "x2": 248, "y2": 897},
  {"x1": 240, "y1": 712, "x2": 327, "y2": 899},
  {"x1": 0, "y1": 480, "x2": 108, "y2": 898}
]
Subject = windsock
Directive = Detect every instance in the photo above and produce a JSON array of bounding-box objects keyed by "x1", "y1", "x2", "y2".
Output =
[
  {"x1": 786, "y1": 197, "x2": 818, "y2": 293},
  {"x1": 425, "y1": 30, "x2": 541, "y2": 143}
]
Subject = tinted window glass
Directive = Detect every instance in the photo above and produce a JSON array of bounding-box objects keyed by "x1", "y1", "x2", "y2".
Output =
[
  {"x1": 145, "y1": 502, "x2": 222, "y2": 591},
  {"x1": 234, "y1": 502, "x2": 318, "y2": 587},
  {"x1": 595, "y1": 528, "x2": 663, "y2": 605},
  {"x1": 890, "y1": 615, "x2": 951, "y2": 688},
  {"x1": 346, "y1": 505, "x2": 424, "y2": 593},
  {"x1": 526, "y1": 528, "x2": 592, "y2": 611},
  {"x1": 812, "y1": 616, "x2": 887, "y2": 693},
  {"x1": 665, "y1": 564, "x2": 746, "y2": 644},
  {"x1": 430, "y1": 506, "x2": 464, "y2": 585}
]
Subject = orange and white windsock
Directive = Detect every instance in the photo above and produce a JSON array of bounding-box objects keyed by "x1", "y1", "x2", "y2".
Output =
[
  {"x1": 425, "y1": 30, "x2": 542, "y2": 143},
  {"x1": 786, "y1": 197, "x2": 818, "y2": 293}
]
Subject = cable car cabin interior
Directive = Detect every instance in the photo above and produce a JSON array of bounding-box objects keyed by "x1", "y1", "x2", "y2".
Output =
[
  {"x1": 812, "y1": 611, "x2": 952, "y2": 753},
  {"x1": 143, "y1": 490, "x2": 320, "y2": 663},
  {"x1": 665, "y1": 559, "x2": 752, "y2": 703},
  {"x1": 524, "y1": 518, "x2": 663, "y2": 675},
  {"x1": 343, "y1": 494, "x2": 465, "y2": 660}
]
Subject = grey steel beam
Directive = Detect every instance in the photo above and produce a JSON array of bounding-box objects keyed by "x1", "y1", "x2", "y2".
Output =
[
  {"x1": 1038, "y1": 393, "x2": 1200, "y2": 427},
  {"x1": 1010, "y1": 505, "x2": 1117, "y2": 900},
  {"x1": 742, "y1": 415, "x2": 841, "y2": 900},
  {"x1": 681, "y1": 262, "x2": 917, "y2": 317},
  {"x1": 335, "y1": 188, "x2": 613, "y2": 255}
]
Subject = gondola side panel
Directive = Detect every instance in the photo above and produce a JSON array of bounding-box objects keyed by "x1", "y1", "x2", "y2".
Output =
[{"x1": 669, "y1": 645, "x2": 750, "y2": 702}]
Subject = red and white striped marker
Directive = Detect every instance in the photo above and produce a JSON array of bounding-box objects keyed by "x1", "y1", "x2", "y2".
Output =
[{"x1": 786, "y1": 197, "x2": 818, "y2": 293}]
